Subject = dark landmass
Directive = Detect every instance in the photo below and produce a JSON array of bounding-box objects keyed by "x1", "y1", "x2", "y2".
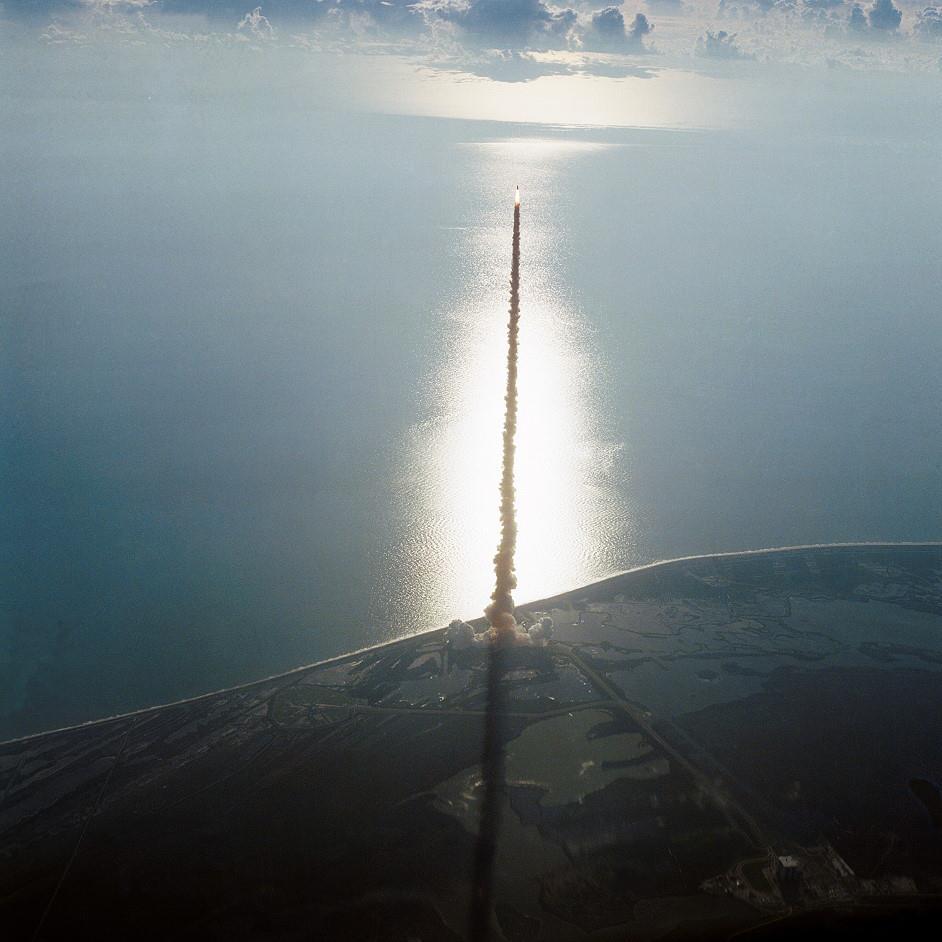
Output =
[
  {"x1": 2, "y1": 543, "x2": 941, "y2": 940},
  {"x1": 909, "y1": 779, "x2": 942, "y2": 828}
]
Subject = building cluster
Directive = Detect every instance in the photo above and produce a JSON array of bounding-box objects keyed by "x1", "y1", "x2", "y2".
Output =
[{"x1": 704, "y1": 841, "x2": 918, "y2": 913}]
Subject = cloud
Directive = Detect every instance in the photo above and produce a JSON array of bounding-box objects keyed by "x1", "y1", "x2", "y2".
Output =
[
  {"x1": 717, "y1": 0, "x2": 781, "y2": 14},
  {"x1": 526, "y1": 616, "x2": 555, "y2": 645},
  {"x1": 695, "y1": 29, "x2": 753, "y2": 59},
  {"x1": 79, "y1": 0, "x2": 154, "y2": 8},
  {"x1": 591, "y1": 6, "x2": 629, "y2": 45},
  {"x1": 429, "y1": 0, "x2": 579, "y2": 48},
  {"x1": 628, "y1": 11, "x2": 653, "y2": 42},
  {"x1": 847, "y1": 0, "x2": 902, "y2": 34},
  {"x1": 444, "y1": 619, "x2": 477, "y2": 649},
  {"x1": 429, "y1": 46, "x2": 657, "y2": 81},
  {"x1": 311, "y1": 0, "x2": 427, "y2": 34},
  {"x1": 848, "y1": 2, "x2": 868, "y2": 29},
  {"x1": 40, "y1": 21, "x2": 90, "y2": 43},
  {"x1": 34, "y1": 2, "x2": 278, "y2": 47},
  {"x1": 238, "y1": 6, "x2": 273, "y2": 37},
  {"x1": 433, "y1": 48, "x2": 573, "y2": 81},
  {"x1": 867, "y1": 0, "x2": 901, "y2": 31},
  {"x1": 585, "y1": 7, "x2": 653, "y2": 52},
  {"x1": 915, "y1": 7, "x2": 942, "y2": 39},
  {"x1": 19, "y1": 0, "x2": 942, "y2": 72},
  {"x1": 573, "y1": 57, "x2": 657, "y2": 77}
]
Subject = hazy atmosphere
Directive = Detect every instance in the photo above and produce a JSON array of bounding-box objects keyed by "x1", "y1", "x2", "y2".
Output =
[{"x1": 3, "y1": 0, "x2": 942, "y2": 739}]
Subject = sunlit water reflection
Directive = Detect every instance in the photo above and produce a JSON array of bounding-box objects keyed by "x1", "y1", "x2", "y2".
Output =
[{"x1": 377, "y1": 140, "x2": 633, "y2": 637}]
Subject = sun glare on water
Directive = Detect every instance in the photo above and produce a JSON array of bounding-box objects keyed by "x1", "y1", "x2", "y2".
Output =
[{"x1": 386, "y1": 140, "x2": 629, "y2": 632}]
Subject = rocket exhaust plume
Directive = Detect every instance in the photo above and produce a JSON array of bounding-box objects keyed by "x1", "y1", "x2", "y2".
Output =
[{"x1": 484, "y1": 186, "x2": 522, "y2": 642}]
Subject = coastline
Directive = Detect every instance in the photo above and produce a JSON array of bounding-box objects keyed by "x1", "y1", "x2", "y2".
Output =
[{"x1": 5, "y1": 539, "x2": 941, "y2": 747}]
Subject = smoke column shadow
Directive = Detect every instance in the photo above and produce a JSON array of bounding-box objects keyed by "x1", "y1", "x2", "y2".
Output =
[{"x1": 469, "y1": 644, "x2": 509, "y2": 942}]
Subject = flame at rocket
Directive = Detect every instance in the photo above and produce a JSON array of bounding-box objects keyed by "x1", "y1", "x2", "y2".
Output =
[{"x1": 484, "y1": 188, "x2": 522, "y2": 642}]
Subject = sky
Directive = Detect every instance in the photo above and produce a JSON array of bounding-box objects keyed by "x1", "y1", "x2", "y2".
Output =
[{"x1": 2, "y1": 0, "x2": 941, "y2": 738}]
